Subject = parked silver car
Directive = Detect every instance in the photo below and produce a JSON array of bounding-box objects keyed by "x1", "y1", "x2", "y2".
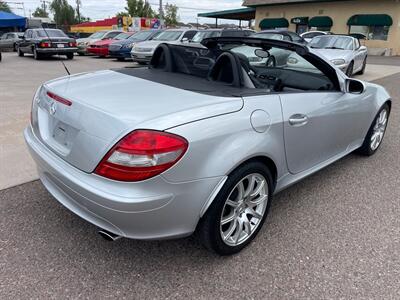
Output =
[
  {"x1": 307, "y1": 35, "x2": 368, "y2": 76},
  {"x1": 130, "y1": 29, "x2": 197, "y2": 64},
  {"x1": 0, "y1": 32, "x2": 24, "y2": 51},
  {"x1": 25, "y1": 37, "x2": 391, "y2": 255}
]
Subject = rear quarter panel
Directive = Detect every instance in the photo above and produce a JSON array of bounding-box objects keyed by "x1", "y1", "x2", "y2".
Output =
[{"x1": 164, "y1": 95, "x2": 287, "y2": 183}]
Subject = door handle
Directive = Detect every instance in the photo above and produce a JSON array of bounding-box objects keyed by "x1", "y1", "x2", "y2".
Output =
[{"x1": 289, "y1": 114, "x2": 309, "y2": 127}]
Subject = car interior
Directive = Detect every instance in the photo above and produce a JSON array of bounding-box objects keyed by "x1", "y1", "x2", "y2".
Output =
[{"x1": 117, "y1": 42, "x2": 340, "y2": 96}]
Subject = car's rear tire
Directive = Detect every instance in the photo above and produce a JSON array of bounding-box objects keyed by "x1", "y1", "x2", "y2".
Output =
[
  {"x1": 17, "y1": 47, "x2": 24, "y2": 57},
  {"x1": 358, "y1": 57, "x2": 367, "y2": 75},
  {"x1": 66, "y1": 53, "x2": 74, "y2": 60},
  {"x1": 13, "y1": 43, "x2": 17, "y2": 52},
  {"x1": 33, "y1": 48, "x2": 41, "y2": 60},
  {"x1": 77, "y1": 52, "x2": 85, "y2": 56},
  {"x1": 357, "y1": 104, "x2": 390, "y2": 156},
  {"x1": 346, "y1": 61, "x2": 354, "y2": 77},
  {"x1": 198, "y1": 161, "x2": 274, "y2": 255}
]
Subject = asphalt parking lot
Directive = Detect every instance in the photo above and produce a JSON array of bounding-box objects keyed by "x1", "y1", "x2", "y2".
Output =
[{"x1": 1, "y1": 53, "x2": 400, "y2": 298}]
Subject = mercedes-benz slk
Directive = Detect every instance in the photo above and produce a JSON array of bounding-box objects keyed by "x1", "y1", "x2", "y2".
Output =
[{"x1": 25, "y1": 37, "x2": 391, "y2": 255}]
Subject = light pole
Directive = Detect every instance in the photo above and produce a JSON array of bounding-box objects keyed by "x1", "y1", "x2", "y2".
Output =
[{"x1": 159, "y1": 0, "x2": 164, "y2": 28}]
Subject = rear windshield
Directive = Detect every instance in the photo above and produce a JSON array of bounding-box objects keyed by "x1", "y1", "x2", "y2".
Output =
[
  {"x1": 152, "y1": 31, "x2": 182, "y2": 41},
  {"x1": 36, "y1": 29, "x2": 67, "y2": 38}
]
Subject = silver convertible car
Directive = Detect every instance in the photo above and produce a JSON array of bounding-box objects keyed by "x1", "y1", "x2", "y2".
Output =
[
  {"x1": 25, "y1": 37, "x2": 391, "y2": 255},
  {"x1": 308, "y1": 35, "x2": 368, "y2": 76}
]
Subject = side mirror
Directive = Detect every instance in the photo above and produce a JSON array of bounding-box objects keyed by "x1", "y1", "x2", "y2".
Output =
[
  {"x1": 346, "y1": 79, "x2": 365, "y2": 94},
  {"x1": 359, "y1": 45, "x2": 367, "y2": 51},
  {"x1": 181, "y1": 37, "x2": 189, "y2": 43}
]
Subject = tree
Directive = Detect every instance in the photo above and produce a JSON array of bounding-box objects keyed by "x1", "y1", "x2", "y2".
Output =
[
  {"x1": 79, "y1": 15, "x2": 90, "y2": 23},
  {"x1": 50, "y1": 0, "x2": 76, "y2": 27},
  {"x1": 116, "y1": 11, "x2": 129, "y2": 18},
  {"x1": 0, "y1": 1, "x2": 11, "y2": 13},
  {"x1": 125, "y1": 0, "x2": 154, "y2": 18},
  {"x1": 164, "y1": 3, "x2": 179, "y2": 27},
  {"x1": 32, "y1": 7, "x2": 49, "y2": 18}
]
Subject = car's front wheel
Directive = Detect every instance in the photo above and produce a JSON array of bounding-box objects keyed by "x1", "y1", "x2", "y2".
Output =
[
  {"x1": 358, "y1": 57, "x2": 367, "y2": 75},
  {"x1": 357, "y1": 104, "x2": 390, "y2": 156},
  {"x1": 66, "y1": 53, "x2": 74, "y2": 60},
  {"x1": 266, "y1": 56, "x2": 276, "y2": 67},
  {"x1": 198, "y1": 161, "x2": 274, "y2": 255},
  {"x1": 346, "y1": 61, "x2": 354, "y2": 77}
]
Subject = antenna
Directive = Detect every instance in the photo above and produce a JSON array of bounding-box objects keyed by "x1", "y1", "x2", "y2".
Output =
[{"x1": 41, "y1": 23, "x2": 71, "y2": 76}]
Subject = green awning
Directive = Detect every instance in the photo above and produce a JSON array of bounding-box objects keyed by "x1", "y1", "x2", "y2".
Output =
[
  {"x1": 308, "y1": 16, "x2": 333, "y2": 28},
  {"x1": 259, "y1": 18, "x2": 289, "y2": 29},
  {"x1": 291, "y1": 17, "x2": 309, "y2": 25},
  {"x1": 347, "y1": 14, "x2": 393, "y2": 26}
]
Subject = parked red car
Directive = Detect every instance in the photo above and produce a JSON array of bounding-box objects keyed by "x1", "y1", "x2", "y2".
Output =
[{"x1": 87, "y1": 32, "x2": 135, "y2": 57}]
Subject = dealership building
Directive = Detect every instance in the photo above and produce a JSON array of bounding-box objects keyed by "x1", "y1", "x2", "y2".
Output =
[{"x1": 199, "y1": 0, "x2": 400, "y2": 55}]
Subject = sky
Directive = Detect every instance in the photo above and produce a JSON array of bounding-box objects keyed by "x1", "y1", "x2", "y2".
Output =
[{"x1": 9, "y1": 0, "x2": 244, "y2": 24}]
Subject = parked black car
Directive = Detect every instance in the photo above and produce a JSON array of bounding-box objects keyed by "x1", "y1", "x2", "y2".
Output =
[
  {"x1": 254, "y1": 29, "x2": 307, "y2": 44},
  {"x1": 17, "y1": 28, "x2": 78, "y2": 60}
]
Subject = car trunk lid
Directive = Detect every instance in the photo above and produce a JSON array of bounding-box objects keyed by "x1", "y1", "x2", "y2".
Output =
[{"x1": 31, "y1": 70, "x2": 243, "y2": 173}]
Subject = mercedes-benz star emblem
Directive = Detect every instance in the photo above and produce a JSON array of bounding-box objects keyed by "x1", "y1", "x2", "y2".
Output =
[{"x1": 49, "y1": 102, "x2": 57, "y2": 115}]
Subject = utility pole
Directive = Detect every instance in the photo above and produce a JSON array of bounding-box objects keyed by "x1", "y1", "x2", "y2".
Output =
[
  {"x1": 159, "y1": 0, "x2": 164, "y2": 28},
  {"x1": 39, "y1": 0, "x2": 50, "y2": 16},
  {"x1": 76, "y1": 0, "x2": 82, "y2": 23}
]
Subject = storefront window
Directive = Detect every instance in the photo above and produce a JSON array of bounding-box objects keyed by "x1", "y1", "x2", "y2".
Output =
[{"x1": 349, "y1": 25, "x2": 389, "y2": 41}]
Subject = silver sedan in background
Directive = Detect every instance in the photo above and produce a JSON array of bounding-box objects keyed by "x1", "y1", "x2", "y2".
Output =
[
  {"x1": 25, "y1": 37, "x2": 390, "y2": 255},
  {"x1": 0, "y1": 32, "x2": 24, "y2": 51}
]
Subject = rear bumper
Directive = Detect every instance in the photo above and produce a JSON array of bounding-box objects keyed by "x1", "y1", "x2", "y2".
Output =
[
  {"x1": 24, "y1": 126, "x2": 223, "y2": 240},
  {"x1": 87, "y1": 47, "x2": 109, "y2": 56},
  {"x1": 37, "y1": 47, "x2": 77, "y2": 54}
]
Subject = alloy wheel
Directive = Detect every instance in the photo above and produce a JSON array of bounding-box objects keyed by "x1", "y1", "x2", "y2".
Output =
[
  {"x1": 220, "y1": 173, "x2": 268, "y2": 246},
  {"x1": 370, "y1": 109, "x2": 388, "y2": 151},
  {"x1": 346, "y1": 62, "x2": 354, "y2": 77}
]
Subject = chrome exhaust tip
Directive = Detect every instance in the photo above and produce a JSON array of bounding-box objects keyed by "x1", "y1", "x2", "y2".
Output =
[{"x1": 98, "y1": 229, "x2": 121, "y2": 242}]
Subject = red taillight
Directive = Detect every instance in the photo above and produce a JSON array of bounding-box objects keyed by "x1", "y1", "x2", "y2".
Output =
[
  {"x1": 47, "y1": 91, "x2": 72, "y2": 106},
  {"x1": 69, "y1": 42, "x2": 77, "y2": 47},
  {"x1": 95, "y1": 130, "x2": 188, "y2": 182},
  {"x1": 40, "y1": 42, "x2": 52, "y2": 48}
]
